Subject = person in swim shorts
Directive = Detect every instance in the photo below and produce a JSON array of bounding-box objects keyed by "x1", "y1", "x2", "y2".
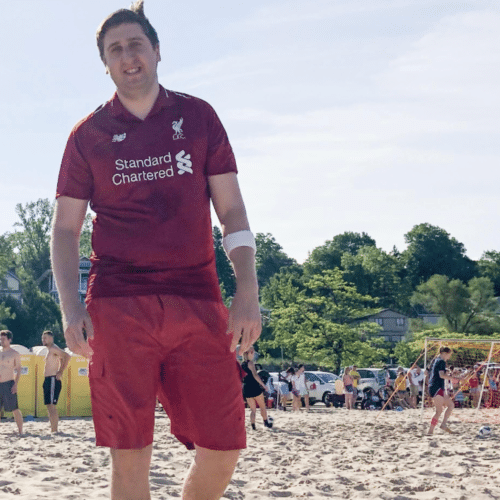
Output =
[
  {"x1": 41, "y1": 331, "x2": 70, "y2": 433},
  {"x1": 0, "y1": 330, "x2": 23, "y2": 435},
  {"x1": 50, "y1": 2, "x2": 261, "y2": 498}
]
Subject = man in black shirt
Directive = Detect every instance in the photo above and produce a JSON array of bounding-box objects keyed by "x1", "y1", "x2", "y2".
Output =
[{"x1": 427, "y1": 347, "x2": 463, "y2": 435}]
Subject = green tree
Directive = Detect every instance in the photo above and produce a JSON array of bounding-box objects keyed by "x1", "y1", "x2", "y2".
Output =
[
  {"x1": 0, "y1": 302, "x2": 15, "y2": 330},
  {"x1": 478, "y1": 250, "x2": 500, "y2": 296},
  {"x1": 10, "y1": 199, "x2": 54, "y2": 283},
  {"x1": 411, "y1": 275, "x2": 500, "y2": 334},
  {"x1": 212, "y1": 226, "x2": 236, "y2": 297},
  {"x1": 341, "y1": 246, "x2": 412, "y2": 312},
  {"x1": 304, "y1": 231, "x2": 376, "y2": 275},
  {"x1": 255, "y1": 233, "x2": 296, "y2": 289},
  {"x1": 263, "y1": 269, "x2": 386, "y2": 372},
  {"x1": 403, "y1": 223, "x2": 477, "y2": 288},
  {"x1": 1, "y1": 278, "x2": 62, "y2": 348},
  {"x1": 0, "y1": 234, "x2": 15, "y2": 278}
]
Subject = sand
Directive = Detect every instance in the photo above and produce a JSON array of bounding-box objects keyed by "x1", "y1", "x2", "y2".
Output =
[{"x1": 0, "y1": 407, "x2": 499, "y2": 499}]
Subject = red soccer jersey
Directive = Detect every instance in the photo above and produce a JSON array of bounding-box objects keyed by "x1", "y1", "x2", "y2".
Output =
[{"x1": 57, "y1": 86, "x2": 237, "y2": 301}]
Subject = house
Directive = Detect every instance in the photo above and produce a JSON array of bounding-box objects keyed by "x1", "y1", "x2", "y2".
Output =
[
  {"x1": 358, "y1": 309, "x2": 409, "y2": 343},
  {"x1": 48, "y1": 257, "x2": 91, "y2": 303},
  {"x1": 0, "y1": 270, "x2": 22, "y2": 303}
]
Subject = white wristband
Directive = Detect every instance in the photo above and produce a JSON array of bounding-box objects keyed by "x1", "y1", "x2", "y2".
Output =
[{"x1": 222, "y1": 230, "x2": 256, "y2": 257}]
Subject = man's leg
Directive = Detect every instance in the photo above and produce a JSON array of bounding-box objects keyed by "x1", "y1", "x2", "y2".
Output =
[
  {"x1": 182, "y1": 446, "x2": 239, "y2": 500},
  {"x1": 246, "y1": 397, "x2": 257, "y2": 428},
  {"x1": 428, "y1": 396, "x2": 443, "y2": 435},
  {"x1": 110, "y1": 444, "x2": 153, "y2": 500},
  {"x1": 440, "y1": 396, "x2": 455, "y2": 430},
  {"x1": 254, "y1": 394, "x2": 269, "y2": 423},
  {"x1": 47, "y1": 404, "x2": 59, "y2": 433},
  {"x1": 304, "y1": 393, "x2": 310, "y2": 410},
  {"x1": 12, "y1": 409, "x2": 23, "y2": 435}
]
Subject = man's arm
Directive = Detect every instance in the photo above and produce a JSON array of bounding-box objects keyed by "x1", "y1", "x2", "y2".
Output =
[
  {"x1": 208, "y1": 172, "x2": 261, "y2": 354},
  {"x1": 54, "y1": 346, "x2": 71, "y2": 380},
  {"x1": 51, "y1": 196, "x2": 94, "y2": 357}
]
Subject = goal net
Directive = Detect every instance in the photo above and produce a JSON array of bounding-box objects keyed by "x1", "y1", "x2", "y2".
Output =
[{"x1": 422, "y1": 338, "x2": 500, "y2": 424}]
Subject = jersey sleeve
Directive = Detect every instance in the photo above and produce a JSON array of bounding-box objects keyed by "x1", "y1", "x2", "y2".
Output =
[
  {"x1": 204, "y1": 105, "x2": 238, "y2": 176},
  {"x1": 437, "y1": 359, "x2": 446, "y2": 374},
  {"x1": 56, "y1": 127, "x2": 94, "y2": 200}
]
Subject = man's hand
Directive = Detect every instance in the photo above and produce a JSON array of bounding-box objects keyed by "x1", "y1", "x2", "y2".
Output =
[
  {"x1": 62, "y1": 302, "x2": 94, "y2": 358},
  {"x1": 11, "y1": 382, "x2": 17, "y2": 394},
  {"x1": 56, "y1": 371, "x2": 63, "y2": 381},
  {"x1": 227, "y1": 288, "x2": 261, "y2": 354}
]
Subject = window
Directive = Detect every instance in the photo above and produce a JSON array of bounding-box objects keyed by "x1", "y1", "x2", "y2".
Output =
[
  {"x1": 305, "y1": 373, "x2": 320, "y2": 382},
  {"x1": 396, "y1": 318, "x2": 405, "y2": 326},
  {"x1": 374, "y1": 318, "x2": 383, "y2": 326},
  {"x1": 80, "y1": 274, "x2": 88, "y2": 291}
]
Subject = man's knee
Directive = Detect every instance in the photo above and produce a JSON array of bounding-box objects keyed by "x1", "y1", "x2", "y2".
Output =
[
  {"x1": 195, "y1": 447, "x2": 240, "y2": 475},
  {"x1": 111, "y1": 445, "x2": 153, "y2": 477}
]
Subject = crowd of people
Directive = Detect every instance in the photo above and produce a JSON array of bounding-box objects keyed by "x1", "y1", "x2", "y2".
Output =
[{"x1": 236, "y1": 345, "x2": 500, "y2": 435}]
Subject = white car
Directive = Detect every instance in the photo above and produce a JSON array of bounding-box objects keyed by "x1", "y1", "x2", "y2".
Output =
[
  {"x1": 268, "y1": 371, "x2": 339, "y2": 406},
  {"x1": 304, "y1": 371, "x2": 340, "y2": 405}
]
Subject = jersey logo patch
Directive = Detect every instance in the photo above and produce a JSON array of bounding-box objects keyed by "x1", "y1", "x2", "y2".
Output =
[
  {"x1": 176, "y1": 150, "x2": 192, "y2": 175},
  {"x1": 172, "y1": 118, "x2": 185, "y2": 140},
  {"x1": 112, "y1": 133, "x2": 127, "y2": 142}
]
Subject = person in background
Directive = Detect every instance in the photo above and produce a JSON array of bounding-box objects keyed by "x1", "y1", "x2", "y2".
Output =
[
  {"x1": 0, "y1": 331, "x2": 23, "y2": 435},
  {"x1": 278, "y1": 367, "x2": 294, "y2": 411},
  {"x1": 342, "y1": 366, "x2": 354, "y2": 410},
  {"x1": 427, "y1": 347, "x2": 465, "y2": 435},
  {"x1": 350, "y1": 365, "x2": 360, "y2": 403},
  {"x1": 394, "y1": 367, "x2": 410, "y2": 409},
  {"x1": 41, "y1": 330, "x2": 71, "y2": 433},
  {"x1": 241, "y1": 347, "x2": 273, "y2": 430},
  {"x1": 408, "y1": 365, "x2": 424, "y2": 409},
  {"x1": 291, "y1": 364, "x2": 310, "y2": 412}
]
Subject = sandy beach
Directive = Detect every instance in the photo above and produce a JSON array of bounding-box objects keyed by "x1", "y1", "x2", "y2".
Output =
[{"x1": 0, "y1": 407, "x2": 499, "y2": 499}]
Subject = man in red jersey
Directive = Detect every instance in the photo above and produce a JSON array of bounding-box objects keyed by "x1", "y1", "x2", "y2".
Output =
[{"x1": 50, "y1": 2, "x2": 261, "y2": 499}]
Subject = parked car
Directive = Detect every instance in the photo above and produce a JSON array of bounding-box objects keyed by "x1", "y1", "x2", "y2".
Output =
[
  {"x1": 305, "y1": 371, "x2": 340, "y2": 405},
  {"x1": 267, "y1": 371, "x2": 339, "y2": 406}
]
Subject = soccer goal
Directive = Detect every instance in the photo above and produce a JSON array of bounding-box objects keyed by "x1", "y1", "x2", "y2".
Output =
[{"x1": 422, "y1": 338, "x2": 500, "y2": 424}]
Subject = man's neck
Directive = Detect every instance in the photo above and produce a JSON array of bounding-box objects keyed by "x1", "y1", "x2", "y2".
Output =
[{"x1": 117, "y1": 82, "x2": 160, "y2": 120}]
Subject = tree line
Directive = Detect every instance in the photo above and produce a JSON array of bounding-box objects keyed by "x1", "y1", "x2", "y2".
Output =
[{"x1": 1, "y1": 199, "x2": 500, "y2": 368}]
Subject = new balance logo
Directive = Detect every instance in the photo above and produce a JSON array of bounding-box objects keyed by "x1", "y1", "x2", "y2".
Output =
[
  {"x1": 176, "y1": 150, "x2": 192, "y2": 175},
  {"x1": 112, "y1": 133, "x2": 126, "y2": 142},
  {"x1": 172, "y1": 118, "x2": 185, "y2": 140}
]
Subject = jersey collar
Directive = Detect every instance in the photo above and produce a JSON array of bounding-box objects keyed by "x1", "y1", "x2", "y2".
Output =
[{"x1": 108, "y1": 85, "x2": 171, "y2": 120}]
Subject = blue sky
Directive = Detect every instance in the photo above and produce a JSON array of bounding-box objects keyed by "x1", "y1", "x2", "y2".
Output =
[{"x1": 1, "y1": 0, "x2": 499, "y2": 263}]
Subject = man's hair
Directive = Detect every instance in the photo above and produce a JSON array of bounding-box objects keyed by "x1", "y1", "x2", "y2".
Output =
[
  {"x1": 42, "y1": 330, "x2": 54, "y2": 337},
  {"x1": 0, "y1": 330, "x2": 13, "y2": 341},
  {"x1": 96, "y1": 0, "x2": 159, "y2": 62},
  {"x1": 440, "y1": 346, "x2": 452, "y2": 354},
  {"x1": 298, "y1": 364, "x2": 304, "y2": 369}
]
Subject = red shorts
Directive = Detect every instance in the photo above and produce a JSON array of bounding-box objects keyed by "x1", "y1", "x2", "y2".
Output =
[
  {"x1": 430, "y1": 388, "x2": 445, "y2": 398},
  {"x1": 86, "y1": 295, "x2": 246, "y2": 451}
]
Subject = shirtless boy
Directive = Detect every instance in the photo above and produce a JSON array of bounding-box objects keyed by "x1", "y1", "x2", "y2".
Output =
[
  {"x1": 0, "y1": 330, "x2": 23, "y2": 434},
  {"x1": 41, "y1": 330, "x2": 71, "y2": 433}
]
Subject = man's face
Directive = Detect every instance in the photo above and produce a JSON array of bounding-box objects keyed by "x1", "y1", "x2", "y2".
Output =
[
  {"x1": 443, "y1": 352, "x2": 453, "y2": 361},
  {"x1": 0, "y1": 334, "x2": 10, "y2": 348},
  {"x1": 41, "y1": 334, "x2": 51, "y2": 346},
  {"x1": 102, "y1": 23, "x2": 160, "y2": 95}
]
